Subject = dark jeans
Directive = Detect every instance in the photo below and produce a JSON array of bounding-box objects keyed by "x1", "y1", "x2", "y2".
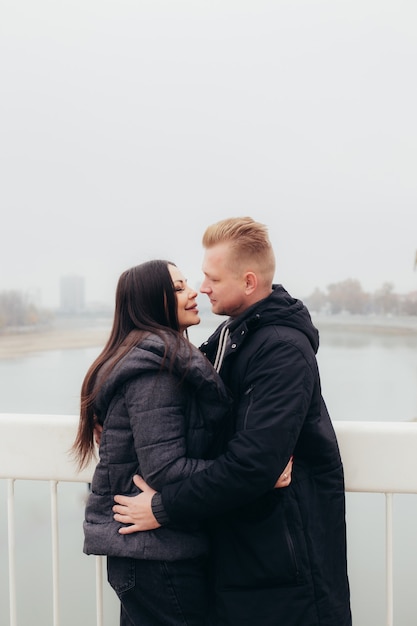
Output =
[{"x1": 107, "y1": 556, "x2": 212, "y2": 626}]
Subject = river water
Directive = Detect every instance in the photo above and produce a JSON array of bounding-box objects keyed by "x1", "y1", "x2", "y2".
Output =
[{"x1": 1, "y1": 318, "x2": 417, "y2": 625}]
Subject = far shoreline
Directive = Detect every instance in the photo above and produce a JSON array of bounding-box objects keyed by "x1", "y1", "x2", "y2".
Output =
[
  {"x1": 0, "y1": 326, "x2": 110, "y2": 360},
  {"x1": 1, "y1": 314, "x2": 417, "y2": 360}
]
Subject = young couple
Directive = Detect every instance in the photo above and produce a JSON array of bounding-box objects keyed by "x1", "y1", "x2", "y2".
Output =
[{"x1": 73, "y1": 217, "x2": 351, "y2": 626}]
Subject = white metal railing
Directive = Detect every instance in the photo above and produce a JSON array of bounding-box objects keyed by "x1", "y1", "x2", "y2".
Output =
[
  {"x1": 0, "y1": 414, "x2": 101, "y2": 626},
  {"x1": 334, "y1": 420, "x2": 417, "y2": 626},
  {"x1": 1, "y1": 414, "x2": 417, "y2": 626}
]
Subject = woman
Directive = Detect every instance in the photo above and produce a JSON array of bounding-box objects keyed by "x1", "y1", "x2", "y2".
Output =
[{"x1": 73, "y1": 259, "x2": 291, "y2": 626}]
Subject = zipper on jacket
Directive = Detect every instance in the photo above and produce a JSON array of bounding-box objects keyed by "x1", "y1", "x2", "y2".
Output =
[
  {"x1": 283, "y1": 516, "x2": 300, "y2": 581},
  {"x1": 242, "y1": 385, "x2": 254, "y2": 430}
]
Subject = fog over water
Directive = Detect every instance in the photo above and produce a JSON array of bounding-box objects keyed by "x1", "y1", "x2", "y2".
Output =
[{"x1": 1, "y1": 0, "x2": 416, "y2": 308}]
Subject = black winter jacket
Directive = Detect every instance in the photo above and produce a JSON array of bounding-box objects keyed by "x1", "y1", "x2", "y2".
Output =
[
  {"x1": 83, "y1": 332, "x2": 231, "y2": 561},
  {"x1": 158, "y1": 286, "x2": 352, "y2": 626}
]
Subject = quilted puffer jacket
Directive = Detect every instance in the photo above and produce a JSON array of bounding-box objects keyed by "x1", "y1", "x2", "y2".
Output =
[{"x1": 83, "y1": 331, "x2": 231, "y2": 561}]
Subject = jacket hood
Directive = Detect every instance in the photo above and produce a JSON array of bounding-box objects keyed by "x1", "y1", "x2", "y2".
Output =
[
  {"x1": 94, "y1": 332, "x2": 230, "y2": 420},
  {"x1": 229, "y1": 284, "x2": 319, "y2": 353}
]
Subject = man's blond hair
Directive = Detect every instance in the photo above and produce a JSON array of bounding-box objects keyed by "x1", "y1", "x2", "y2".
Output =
[{"x1": 202, "y1": 217, "x2": 276, "y2": 286}]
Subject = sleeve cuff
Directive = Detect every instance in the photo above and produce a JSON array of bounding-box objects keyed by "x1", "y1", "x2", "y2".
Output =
[{"x1": 151, "y1": 492, "x2": 170, "y2": 526}]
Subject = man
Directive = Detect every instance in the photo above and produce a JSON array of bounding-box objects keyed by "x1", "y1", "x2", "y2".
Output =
[{"x1": 113, "y1": 217, "x2": 352, "y2": 626}]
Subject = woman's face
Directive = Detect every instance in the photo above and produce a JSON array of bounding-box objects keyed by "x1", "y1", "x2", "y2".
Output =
[{"x1": 168, "y1": 264, "x2": 200, "y2": 332}]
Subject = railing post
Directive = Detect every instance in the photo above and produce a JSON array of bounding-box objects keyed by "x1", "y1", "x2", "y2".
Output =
[
  {"x1": 50, "y1": 480, "x2": 60, "y2": 626},
  {"x1": 7, "y1": 479, "x2": 17, "y2": 626},
  {"x1": 96, "y1": 556, "x2": 104, "y2": 626},
  {"x1": 386, "y1": 493, "x2": 393, "y2": 626}
]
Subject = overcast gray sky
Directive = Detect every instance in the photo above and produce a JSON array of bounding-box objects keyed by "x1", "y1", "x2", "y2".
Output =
[{"x1": 1, "y1": 0, "x2": 416, "y2": 308}]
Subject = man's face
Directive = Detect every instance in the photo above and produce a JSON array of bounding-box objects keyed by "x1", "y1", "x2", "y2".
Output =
[{"x1": 200, "y1": 243, "x2": 248, "y2": 317}]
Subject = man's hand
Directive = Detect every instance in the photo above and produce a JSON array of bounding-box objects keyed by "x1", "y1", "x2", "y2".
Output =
[
  {"x1": 113, "y1": 475, "x2": 161, "y2": 534},
  {"x1": 274, "y1": 456, "x2": 293, "y2": 488}
]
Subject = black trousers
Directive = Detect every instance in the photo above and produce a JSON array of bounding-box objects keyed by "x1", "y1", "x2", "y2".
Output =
[{"x1": 107, "y1": 555, "x2": 212, "y2": 626}]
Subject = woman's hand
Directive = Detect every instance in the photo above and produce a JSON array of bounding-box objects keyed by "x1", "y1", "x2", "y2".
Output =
[{"x1": 274, "y1": 456, "x2": 293, "y2": 488}]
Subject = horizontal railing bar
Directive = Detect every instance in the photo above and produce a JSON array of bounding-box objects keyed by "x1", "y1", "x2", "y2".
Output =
[{"x1": 1, "y1": 414, "x2": 417, "y2": 493}]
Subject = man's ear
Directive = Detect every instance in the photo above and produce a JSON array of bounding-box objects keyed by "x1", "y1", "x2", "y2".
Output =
[{"x1": 244, "y1": 272, "x2": 257, "y2": 295}]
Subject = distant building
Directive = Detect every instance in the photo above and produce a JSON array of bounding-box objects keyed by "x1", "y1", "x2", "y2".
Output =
[{"x1": 59, "y1": 275, "x2": 85, "y2": 314}]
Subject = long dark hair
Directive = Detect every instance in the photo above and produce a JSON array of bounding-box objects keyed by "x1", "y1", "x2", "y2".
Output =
[{"x1": 73, "y1": 259, "x2": 188, "y2": 469}]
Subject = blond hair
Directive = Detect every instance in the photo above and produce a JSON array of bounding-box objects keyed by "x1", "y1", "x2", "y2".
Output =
[{"x1": 202, "y1": 217, "x2": 276, "y2": 286}]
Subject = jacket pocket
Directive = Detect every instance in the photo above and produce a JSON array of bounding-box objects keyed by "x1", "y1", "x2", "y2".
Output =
[{"x1": 107, "y1": 557, "x2": 136, "y2": 596}]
